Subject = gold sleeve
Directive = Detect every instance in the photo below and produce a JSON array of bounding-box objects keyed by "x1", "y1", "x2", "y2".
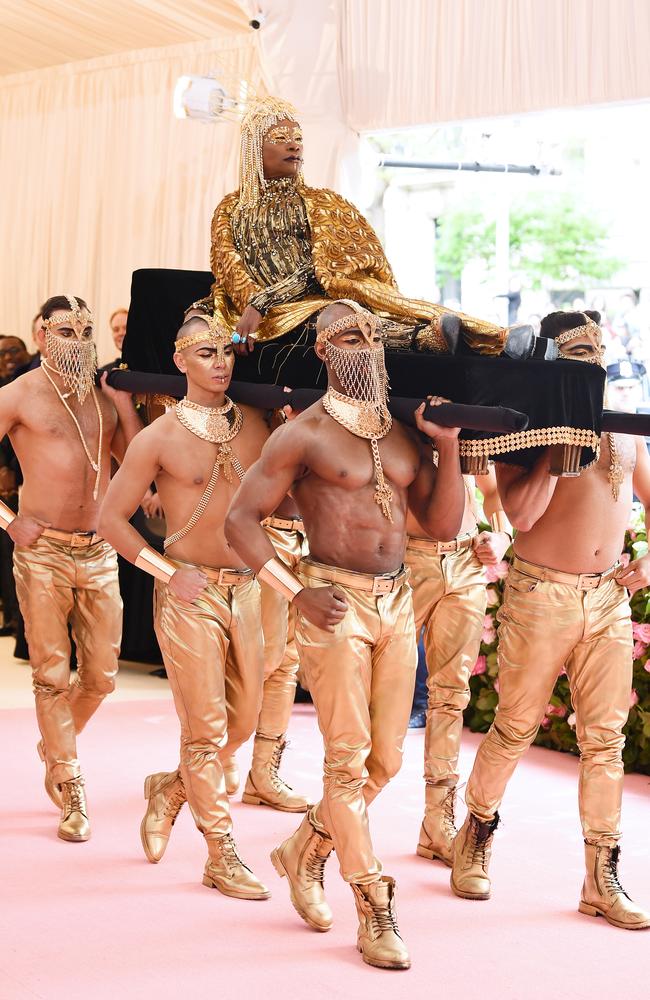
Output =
[{"x1": 209, "y1": 194, "x2": 263, "y2": 314}]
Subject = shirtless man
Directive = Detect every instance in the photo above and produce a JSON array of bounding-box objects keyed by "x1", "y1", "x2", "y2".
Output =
[
  {"x1": 99, "y1": 311, "x2": 270, "y2": 901},
  {"x1": 0, "y1": 295, "x2": 141, "y2": 842},
  {"x1": 225, "y1": 299, "x2": 464, "y2": 969},
  {"x1": 408, "y1": 469, "x2": 512, "y2": 866},
  {"x1": 451, "y1": 311, "x2": 650, "y2": 930}
]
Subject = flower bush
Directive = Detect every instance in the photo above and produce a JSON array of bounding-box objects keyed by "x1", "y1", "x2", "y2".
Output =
[{"x1": 464, "y1": 503, "x2": 650, "y2": 775}]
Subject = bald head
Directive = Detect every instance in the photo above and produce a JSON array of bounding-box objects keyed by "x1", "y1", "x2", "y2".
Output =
[{"x1": 316, "y1": 302, "x2": 354, "y2": 336}]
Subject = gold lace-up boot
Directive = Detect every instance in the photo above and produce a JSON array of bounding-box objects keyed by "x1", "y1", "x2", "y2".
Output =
[
  {"x1": 242, "y1": 736, "x2": 312, "y2": 812},
  {"x1": 223, "y1": 756, "x2": 240, "y2": 796},
  {"x1": 58, "y1": 776, "x2": 90, "y2": 842},
  {"x1": 351, "y1": 876, "x2": 410, "y2": 970},
  {"x1": 417, "y1": 784, "x2": 457, "y2": 867},
  {"x1": 37, "y1": 739, "x2": 63, "y2": 809},
  {"x1": 202, "y1": 834, "x2": 270, "y2": 900},
  {"x1": 140, "y1": 770, "x2": 186, "y2": 864},
  {"x1": 270, "y1": 810, "x2": 334, "y2": 931},
  {"x1": 579, "y1": 844, "x2": 650, "y2": 930},
  {"x1": 450, "y1": 812, "x2": 499, "y2": 900}
]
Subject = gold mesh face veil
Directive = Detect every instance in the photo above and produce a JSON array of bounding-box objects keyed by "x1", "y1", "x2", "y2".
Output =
[
  {"x1": 237, "y1": 96, "x2": 303, "y2": 208},
  {"x1": 174, "y1": 313, "x2": 234, "y2": 365},
  {"x1": 555, "y1": 317, "x2": 604, "y2": 366},
  {"x1": 42, "y1": 296, "x2": 97, "y2": 404}
]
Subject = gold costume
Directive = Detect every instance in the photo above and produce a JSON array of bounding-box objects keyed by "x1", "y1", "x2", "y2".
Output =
[
  {"x1": 406, "y1": 532, "x2": 487, "y2": 787},
  {"x1": 257, "y1": 521, "x2": 306, "y2": 738},
  {"x1": 153, "y1": 564, "x2": 264, "y2": 840},
  {"x1": 208, "y1": 180, "x2": 506, "y2": 356},
  {"x1": 295, "y1": 558, "x2": 417, "y2": 884},
  {"x1": 13, "y1": 535, "x2": 122, "y2": 785},
  {"x1": 465, "y1": 557, "x2": 633, "y2": 846}
]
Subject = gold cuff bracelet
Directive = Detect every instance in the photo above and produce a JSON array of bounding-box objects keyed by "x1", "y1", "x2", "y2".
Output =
[
  {"x1": 135, "y1": 546, "x2": 177, "y2": 584},
  {"x1": 490, "y1": 510, "x2": 513, "y2": 540},
  {"x1": 0, "y1": 500, "x2": 16, "y2": 532},
  {"x1": 258, "y1": 556, "x2": 304, "y2": 601}
]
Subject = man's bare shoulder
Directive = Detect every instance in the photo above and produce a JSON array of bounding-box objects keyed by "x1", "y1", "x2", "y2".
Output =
[{"x1": 0, "y1": 368, "x2": 49, "y2": 412}]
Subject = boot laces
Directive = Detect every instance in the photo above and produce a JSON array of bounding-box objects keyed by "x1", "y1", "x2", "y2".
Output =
[
  {"x1": 304, "y1": 839, "x2": 329, "y2": 885},
  {"x1": 442, "y1": 788, "x2": 457, "y2": 838},
  {"x1": 469, "y1": 818, "x2": 492, "y2": 869},
  {"x1": 603, "y1": 847, "x2": 628, "y2": 898},
  {"x1": 63, "y1": 778, "x2": 85, "y2": 813},
  {"x1": 163, "y1": 783, "x2": 186, "y2": 821},
  {"x1": 269, "y1": 739, "x2": 293, "y2": 793},
  {"x1": 370, "y1": 898, "x2": 399, "y2": 936},
  {"x1": 219, "y1": 834, "x2": 245, "y2": 873}
]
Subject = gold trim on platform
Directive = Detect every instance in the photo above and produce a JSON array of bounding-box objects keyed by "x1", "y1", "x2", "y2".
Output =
[{"x1": 459, "y1": 426, "x2": 600, "y2": 460}]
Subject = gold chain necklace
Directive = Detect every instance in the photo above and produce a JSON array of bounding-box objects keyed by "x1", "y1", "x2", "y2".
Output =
[
  {"x1": 322, "y1": 387, "x2": 394, "y2": 521},
  {"x1": 42, "y1": 361, "x2": 103, "y2": 500},
  {"x1": 607, "y1": 432, "x2": 624, "y2": 501},
  {"x1": 165, "y1": 397, "x2": 246, "y2": 550}
]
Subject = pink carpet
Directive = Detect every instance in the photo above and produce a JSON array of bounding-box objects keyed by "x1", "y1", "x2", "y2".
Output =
[{"x1": 1, "y1": 699, "x2": 649, "y2": 1000}]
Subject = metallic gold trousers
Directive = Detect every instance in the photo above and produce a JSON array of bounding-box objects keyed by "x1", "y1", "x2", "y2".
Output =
[
  {"x1": 154, "y1": 568, "x2": 263, "y2": 839},
  {"x1": 466, "y1": 559, "x2": 633, "y2": 846},
  {"x1": 258, "y1": 525, "x2": 306, "y2": 738},
  {"x1": 406, "y1": 538, "x2": 487, "y2": 787},
  {"x1": 295, "y1": 558, "x2": 416, "y2": 883},
  {"x1": 13, "y1": 536, "x2": 122, "y2": 784}
]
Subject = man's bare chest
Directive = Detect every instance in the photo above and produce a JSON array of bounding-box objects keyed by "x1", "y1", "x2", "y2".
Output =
[{"x1": 305, "y1": 421, "x2": 418, "y2": 493}]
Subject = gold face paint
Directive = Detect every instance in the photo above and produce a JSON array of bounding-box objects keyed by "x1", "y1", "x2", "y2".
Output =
[{"x1": 265, "y1": 125, "x2": 303, "y2": 145}]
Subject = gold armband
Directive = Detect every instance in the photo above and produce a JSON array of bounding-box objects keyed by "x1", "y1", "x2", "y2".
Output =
[
  {"x1": 258, "y1": 557, "x2": 304, "y2": 602},
  {"x1": 135, "y1": 546, "x2": 177, "y2": 584},
  {"x1": 0, "y1": 499, "x2": 16, "y2": 532},
  {"x1": 490, "y1": 511, "x2": 513, "y2": 540}
]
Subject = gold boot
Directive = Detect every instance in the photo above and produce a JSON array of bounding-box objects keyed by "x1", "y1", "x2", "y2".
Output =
[
  {"x1": 450, "y1": 812, "x2": 499, "y2": 900},
  {"x1": 223, "y1": 756, "x2": 240, "y2": 796},
  {"x1": 37, "y1": 739, "x2": 63, "y2": 809},
  {"x1": 202, "y1": 834, "x2": 270, "y2": 900},
  {"x1": 579, "y1": 844, "x2": 650, "y2": 930},
  {"x1": 351, "y1": 876, "x2": 411, "y2": 970},
  {"x1": 58, "y1": 776, "x2": 90, "y2": 843},
  {"x1": 242, "y1": 736, "x2": 312, "y2": 813},
  {"x1": 416, "y1": 784, "x2": 457, "y2": 867},
  {"x1": 270, "y1": 810, "x2": 334, "y2": 931},
  {"x1": 140, "y1": 770, "x2": 186, "y2": 864}
]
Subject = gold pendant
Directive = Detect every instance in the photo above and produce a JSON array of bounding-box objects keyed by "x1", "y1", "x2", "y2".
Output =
[
  {"x1": 374, "y1": 482, "x2": 394, "y2": 522},
  {"x1": 608, "y1": 463, "x2": 624, "y2": 501}
]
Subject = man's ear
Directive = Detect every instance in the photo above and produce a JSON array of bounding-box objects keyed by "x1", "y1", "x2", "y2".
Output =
[
  {"x1": 173, "y1": 351, "x2": 187, "y2": 374},
  {"x1": 314, "y1": 341, "x2": 326, "y2": 362}
]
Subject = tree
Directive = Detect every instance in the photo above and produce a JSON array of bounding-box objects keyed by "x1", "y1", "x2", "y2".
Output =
[{"x1": 435, "y1": 193, "x2": 623, "y2": 288}]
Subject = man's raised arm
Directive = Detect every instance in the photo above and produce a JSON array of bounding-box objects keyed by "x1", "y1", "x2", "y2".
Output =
[
  {"x1": 495, "y1": 449, "x2": 558, "y2": 532},
  {"x1": 226, "y1": 421, "x2": 348, "y2": 633},
  {"x1": 408, "y1": 400, "x2": 464, "y2": 541}
]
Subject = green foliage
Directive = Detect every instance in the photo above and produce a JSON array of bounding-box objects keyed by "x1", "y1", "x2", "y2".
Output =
[
  {"x1": 436, "y1": 194, "x2": 623, "y2": 288},
  {"x1": 464, "y1": 503, "x2": 650, "y2": 774}
]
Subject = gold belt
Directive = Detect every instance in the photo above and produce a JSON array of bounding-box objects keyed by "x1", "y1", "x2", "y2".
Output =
[
  {"x1": 300, "y1": 558, "x2": 407, "y2": 596},
  {"x1": 200, "y1": 566, "x2": 253, "y2": 587},
  {"x1": 512, "y1": 555, "x2": 620, "y2": 591},
  {"x1": 263, "y1": 515, "x2": 305, "y2": 532},
  {"x1": 41, "y1": 528, "x2": 103, "y2": 547},
  {"x1": 407, "y1": 529, "x2": 477, "y2": 555}
]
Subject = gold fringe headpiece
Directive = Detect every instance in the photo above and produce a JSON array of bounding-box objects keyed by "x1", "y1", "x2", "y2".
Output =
[
  {"x1": 42, "y1": 295, "x2": 94, "y2": 335},
  {"x1": 238, "y1": 95, "x2": 303, "y2": 208},
  {"x1": 174, "y1": 312, "x2": 233, "y2": 364},
  {"x1": 554, "y1": 316, "x2": 602, "y2": 348},
  {"x1": 316, "y1": 300, "x2": 382, "y2": 346}
]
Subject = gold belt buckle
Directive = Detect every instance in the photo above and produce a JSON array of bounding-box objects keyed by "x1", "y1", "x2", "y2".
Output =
[
  {"x1": 371, "y1": 576, "x2": 395, "y2": 596},
  {"x1": 577, "y1": 573, "x2": 600, "y2": 590},
  {"x1": 70, "y1": 533, "x2": 91, "y2": 547},
  {"x1": 440, "y1": 540, "x2": 457, "y2": 554}
]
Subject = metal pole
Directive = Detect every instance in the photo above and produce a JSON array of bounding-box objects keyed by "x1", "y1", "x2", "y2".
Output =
[{"x1": 377, "y1": 157, "x2": 561, "y2": 176}]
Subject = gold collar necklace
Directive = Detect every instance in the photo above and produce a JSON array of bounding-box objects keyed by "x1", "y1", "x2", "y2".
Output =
[
  {"x1": 175, "y1": 396, "x2": 243, "y2": 444},
  {"x1": 322, "y1": 387, "x2": 394, "y2": 521},
  {"x1": 41, "y1": 360, "x2": 103, "y2": 501}
]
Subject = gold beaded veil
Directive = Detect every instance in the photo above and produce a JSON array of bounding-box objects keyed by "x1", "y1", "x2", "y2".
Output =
[{"x1": 237, "y1": 95, "x2": 303, "y2": 208}]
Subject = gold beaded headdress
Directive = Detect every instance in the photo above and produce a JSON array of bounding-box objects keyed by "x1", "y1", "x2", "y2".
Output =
[
  {"x1": 42, "y1": 295, "x2": 97, "y2": 403},
  {"x1": 316, "y1": 299, "x2": 382, "y2": 346},
  {"x1": 174, "y1": 312, "x2": 233, "y2": 365},
  {"x1": 238, "y1": 95, "x2": 303, "y2": 208},
  {"x1": 555, "y1": 316, "x2": 603, "y2": 364}
]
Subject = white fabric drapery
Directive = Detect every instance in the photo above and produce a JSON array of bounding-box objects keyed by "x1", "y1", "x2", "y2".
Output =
[
  {"x1": 0, "y1": 35, "x2": 261, "y2": 361},
  {"x1": 338, "y1": 0, "x2": 650, "y2": 131}
]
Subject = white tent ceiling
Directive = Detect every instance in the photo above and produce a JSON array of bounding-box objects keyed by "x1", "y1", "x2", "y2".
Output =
[{"x1": 0, "y1": 0, "x2": 249, "y2": 75}]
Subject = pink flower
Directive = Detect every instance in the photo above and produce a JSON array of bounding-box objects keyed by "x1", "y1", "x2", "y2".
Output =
[
  {"x1": 485, "y1": 560, "x2": 509, "y2": 583},
  {"x1": 540, "y1": 716, "x2": 551, "y2": 730},
  {"x1": 633, "y1": 640, "x2": 647, "y2": 660},
  {"x1": 567, "y1": 713, "x2": 576, "y2": 728},
  {"x1": 619, "y1": 552, "x2": 631, "y2": 569},
  {"x1": 546, "y1": 703, "x2": 567, "y2": 718},
  {"x1": 481, "y1": 615, "x2": 496, "y2": 644},
  {"x1": 644, "y1": 661, "x2": 650, "y2": 674},
  {"x1": 472, "y1": 655, "x2": 487, "y2": 676},
  {"x1": 630, "y1": 689, "x2": 639, "y2": 707},
  {"x1": 632, "y1": 623, "x2": 650, "y2": 642},
  {"x1": 628, "y1": 531, "x2": 637, "y2": 541}
]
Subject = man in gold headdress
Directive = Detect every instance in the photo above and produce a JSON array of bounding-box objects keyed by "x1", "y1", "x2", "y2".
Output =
[
  {"x1": 225, "y1": 299, "x2": 465, "y2": 970},
  {"x1": 203, "y1": 96, "x2": 534, "y2": 387},
  {"x1": 0, "y1": 295, "x2": 141, "y2": 843},
  {"x1": 99, "y1": 311, "x2": 272, "y2": 901}
]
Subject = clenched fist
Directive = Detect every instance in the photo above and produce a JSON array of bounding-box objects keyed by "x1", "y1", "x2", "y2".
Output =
[{"x1": 294, "y1": 584, "x2": 348, "y2": 632}]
